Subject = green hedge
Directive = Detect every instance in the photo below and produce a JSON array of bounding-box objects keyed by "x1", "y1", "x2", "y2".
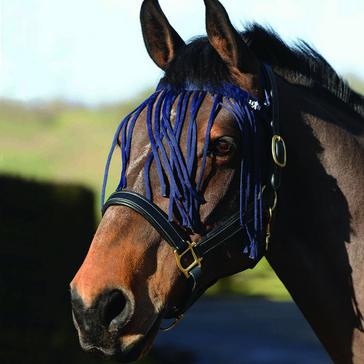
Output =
[{"x1": 0, "y1": 176, "x2": 102, "y2": 363}]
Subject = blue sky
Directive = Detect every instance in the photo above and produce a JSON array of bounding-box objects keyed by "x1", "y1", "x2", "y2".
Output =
[{"x1": 1, "y1": 0, "x2": 363, "y2": 105}]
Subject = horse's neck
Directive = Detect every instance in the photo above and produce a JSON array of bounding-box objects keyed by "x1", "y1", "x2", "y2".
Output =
[{"x1": 266, "y1": 80, "x2": 364, "y2": 364}]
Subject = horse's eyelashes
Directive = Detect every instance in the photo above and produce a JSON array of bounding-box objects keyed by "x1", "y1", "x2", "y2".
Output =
[{"x1": 211, "y1": 136, "x2": 237, "y2": 157}]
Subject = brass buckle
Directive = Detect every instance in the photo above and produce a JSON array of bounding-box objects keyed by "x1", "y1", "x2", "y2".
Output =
[
  {"x1": 259, "y1": 185, "x2": 277, "y2": 211},
  {"x1": 271, "y1": 135, "x2": 287, "y2": 168},
  {"x1": 174, "y1": 242, "x2": 202, "y2": 279}
]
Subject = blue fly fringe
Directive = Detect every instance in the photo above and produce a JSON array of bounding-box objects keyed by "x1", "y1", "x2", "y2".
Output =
[{"x1": 101, "y1": 81, "x2": 270, "y2": 260}]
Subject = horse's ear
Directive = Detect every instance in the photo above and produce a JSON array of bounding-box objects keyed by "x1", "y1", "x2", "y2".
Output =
[
  {"x1": 140, "y1": 0, "x2": 185, "y2": 70},
  {"x1": 203, "y1": 0, "x2": 259, "y2": 75}
]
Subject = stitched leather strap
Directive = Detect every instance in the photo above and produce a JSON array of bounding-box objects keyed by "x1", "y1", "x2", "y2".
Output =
[
  {"x1": 103, "y1": 191, "x2": 189, "y2": 253},
  {"x1": 102, "y1": 190, "x2": 259, "y2": 316}
]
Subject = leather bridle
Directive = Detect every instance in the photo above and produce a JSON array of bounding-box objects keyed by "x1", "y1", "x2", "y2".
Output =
[{"x1": 101, "y1": 65, "x2": 286, "y2": 322}]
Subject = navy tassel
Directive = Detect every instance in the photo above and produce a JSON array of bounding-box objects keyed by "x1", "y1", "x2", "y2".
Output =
[{"x1": 101, "y1": 82, "x2": 270, "y2": 260}]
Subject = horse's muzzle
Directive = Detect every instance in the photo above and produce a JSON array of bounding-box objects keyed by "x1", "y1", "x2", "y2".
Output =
[{"x1": 70, "y1": 288, "x2": 134, "y2": 350}]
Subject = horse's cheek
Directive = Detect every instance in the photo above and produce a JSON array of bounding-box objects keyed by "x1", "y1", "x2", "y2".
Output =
[{"x1": 146, "y1": 243, "x2": 181, "y2": 312}]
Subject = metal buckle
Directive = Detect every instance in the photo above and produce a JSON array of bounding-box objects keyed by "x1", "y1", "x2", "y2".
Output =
[
  {"x1": 174, "y1": 241, "x2": 202, "y2": 279},
  {"x1": 271, "y1": 135, "x2": 287, "y2": 168},
  {"x1": 259, "y1": 185, "x2": 277, "y2": 210}
]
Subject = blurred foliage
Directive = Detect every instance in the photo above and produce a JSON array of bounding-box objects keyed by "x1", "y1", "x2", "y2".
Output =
[
  {"x1": 9, "y1": 75, "x2": 362, "y2": 304},
  {"x1": 207, "y1": 258, "x2": 291, "y2": 301},
  {"x1": 0, "y1": 97, "x2": 138, "y2": 209},
  {"x1": 0, "y1": 175, "x2": 166, "y2": 364},
  {"x1": 0, "y1": 176, "x2": 95, "y2": 363}
]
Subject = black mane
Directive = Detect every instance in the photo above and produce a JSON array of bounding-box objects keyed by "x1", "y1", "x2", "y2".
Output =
[{"x1": 164, "y1": 24, "x2": 364, "y2": 118}]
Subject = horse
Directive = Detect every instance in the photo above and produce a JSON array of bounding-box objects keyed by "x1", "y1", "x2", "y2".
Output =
[{"x1": 70, "y1": 0, "x2": 364, "y2": 363}]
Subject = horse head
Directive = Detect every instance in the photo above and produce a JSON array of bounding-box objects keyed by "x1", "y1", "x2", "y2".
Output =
[{"x1": 70, "y1": 0, "x2": 281, "y2": 361}]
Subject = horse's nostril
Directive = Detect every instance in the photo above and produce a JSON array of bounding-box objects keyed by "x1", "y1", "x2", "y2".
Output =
[
  {"x1": 101, "y1": 289, "x2": 127, "y2": 327},
  {"x1": 70, "y1": 287, "x2": 132, "y2": 337}
]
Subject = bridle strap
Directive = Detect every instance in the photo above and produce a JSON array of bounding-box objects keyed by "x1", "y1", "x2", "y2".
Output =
[
  {"x1": 103, "y1": 191, "x2": 256, "y2": 257},
  {"x1": 103, "y1": 191, "x2": 188, "y2": 252},
  {"x1": 265, "y1": 64, "x2": 285, "y2": 191},
  {"x1": 102, "y1": 190, "x2": 257, "y2": 316}
]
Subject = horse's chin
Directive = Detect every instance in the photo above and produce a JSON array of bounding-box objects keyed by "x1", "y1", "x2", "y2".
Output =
[{"x1": 79, "y1": 315, "x2": 162, "y2": 363}]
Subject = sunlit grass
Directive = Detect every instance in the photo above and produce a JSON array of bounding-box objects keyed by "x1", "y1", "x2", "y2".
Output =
[
  {"x1": 0, "y1": 99, "x2": 131, "y2": 211},
  {"x1": 207, "y1": 258, "x2": 292, "y2": 301}
]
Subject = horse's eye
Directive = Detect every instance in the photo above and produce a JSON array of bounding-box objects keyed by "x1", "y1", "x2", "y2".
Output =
[{"x1": 211, "y1": 137, "x2": 236, "y2": 157}]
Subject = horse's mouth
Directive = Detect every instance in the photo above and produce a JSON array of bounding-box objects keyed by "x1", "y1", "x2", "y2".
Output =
[{"x1": 79, "y1": 315, "x2": 163, "y2": 363}]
